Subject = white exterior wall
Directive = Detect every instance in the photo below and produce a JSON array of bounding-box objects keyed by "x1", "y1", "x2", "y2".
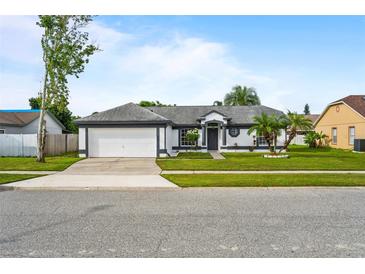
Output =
[
  {"x1": 276, "y1": 129, "x2": 286, "y2": 146},
  {"x1": 159, "y1": 127, "x2": 165, "y2": 149},
  {"x1": 172, "y1": 129, "x2": 179, "y2": 147},
  {"x1": 226, "y1": 128, "x2": 254, "y2": 147},
  {"x1": 78, "y1": 127, "x2": 86, "y2": 157},
  {"x1": 165, "y1": 125, "x2": 173, "y2": 154},
  {"x1": 1, "y1": 113, "x2": 63, "y2": 135},
  {"x1": 203, "y1": 112, "x2": 226, "y2": 123},
  {"x1": 22, "y1": 114, "x2": 63, "y2": 134},
  {"x1": 0, "y1": 126, "x2": 22, "y2": 134}
]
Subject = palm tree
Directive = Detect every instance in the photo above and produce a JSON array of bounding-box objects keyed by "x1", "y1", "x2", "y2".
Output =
[
  {"x1": 247, "y1": 113, "x2": 283, "y2": 152},
  {"x1": 279, "y1": 112, "x2": 313, "y2": 152},
  {"x1": 316, "y1": 131, "x2": 328, "y2": 147},
  {"x1": 224, "y1": 85, "x2": 261, "y2": 106}
]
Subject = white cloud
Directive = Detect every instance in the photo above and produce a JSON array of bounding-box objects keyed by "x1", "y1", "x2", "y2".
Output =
[{"x1": 1, "y1": 16, "x2": 282, "y2": 116}]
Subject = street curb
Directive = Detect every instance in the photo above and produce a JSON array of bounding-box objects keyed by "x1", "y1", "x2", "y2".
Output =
[
  {"x1": 0, "y1": 185, "x2": 180, "y2": 191},
  {"x1": 161, "y1": 170, "x2": 365, "y2": 174}
]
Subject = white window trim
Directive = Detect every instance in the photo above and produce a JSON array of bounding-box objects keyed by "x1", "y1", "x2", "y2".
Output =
[
  {"x1": 349, "y1": 126, "x2": 355, "y2": 145},
  {"x1": 332, "y1": 127, "x2": 337, "y2": 145},
  {"x1": 180, "y1": 128, "x2": 194, "y2": 147},
  {"x1": 257, "y1": 136, "x2": 267, "y2": 146}
]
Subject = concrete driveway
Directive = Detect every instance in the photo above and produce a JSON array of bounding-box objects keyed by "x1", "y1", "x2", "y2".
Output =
[
  {"x1": 7, "y1": 158, "x2": 178, "y2": 190},
  {"x1": 64, "y1": 158, "x2": 161, "y2": 175}
]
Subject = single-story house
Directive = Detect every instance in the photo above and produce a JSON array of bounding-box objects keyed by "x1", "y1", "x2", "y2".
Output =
[
  {"x1": 75, "y1": 102, "x2": 285, "y2": 158},
  {"x1": 314, "y1": 95, "x2": 365, "y2": 149},
  {"x1": 0, "y1": 109, "x2": 65, "y2": 134}
]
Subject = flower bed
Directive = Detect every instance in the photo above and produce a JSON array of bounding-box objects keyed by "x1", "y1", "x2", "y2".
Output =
[{"x1": 263, "y1": 154, "x2": 289, "y2": 158}]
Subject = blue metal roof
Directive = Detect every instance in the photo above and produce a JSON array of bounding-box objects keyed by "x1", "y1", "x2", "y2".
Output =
[{"x1": 0, "y1": 109, "x2": 40, "y2": 113}]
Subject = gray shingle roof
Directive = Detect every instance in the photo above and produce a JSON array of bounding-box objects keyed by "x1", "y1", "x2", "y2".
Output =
[
  {"x1": 147, "y1": 105, "x2": 284, "y2": 125},
  {"x1": 76, "y1": 103, "x2": 284, "y2": 125},
  {"x1": 0, "y1": 111, "x2": 40, "y2": 126},
  {"x1": 75, "y1": 102, "x2": 169, "y2": 124}
]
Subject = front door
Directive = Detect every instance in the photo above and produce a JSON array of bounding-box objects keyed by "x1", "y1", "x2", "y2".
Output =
[{"x1": 207, "y1": 128, "x2": 218, "y2": 150}]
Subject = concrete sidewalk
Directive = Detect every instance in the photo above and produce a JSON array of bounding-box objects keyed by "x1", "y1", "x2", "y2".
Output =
[
  {"x1": 161, "y1": 170, "x2": 365, "y2": 174},
  {"x1": 4, "y1": 174, "x2": 178, "y2": 190},
  {"x1": 0, "y1": 171, "x2": 58, "y2": 175}
]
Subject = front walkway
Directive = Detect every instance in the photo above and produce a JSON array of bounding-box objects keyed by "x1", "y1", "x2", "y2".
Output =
[
  {"x1": 3, "y1": 158, "x2": 178, "y2": 190},
  {"x1": 161, "y1": 170, "x2": 365, "y2": 174},
  {"x1": 209, "y1": 151, "x2": 225, "y2": 159}
]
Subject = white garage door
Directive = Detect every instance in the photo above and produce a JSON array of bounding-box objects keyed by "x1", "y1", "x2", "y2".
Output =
[{"x1": 88, "y1": 128, "x2": 156, "y2": 157}]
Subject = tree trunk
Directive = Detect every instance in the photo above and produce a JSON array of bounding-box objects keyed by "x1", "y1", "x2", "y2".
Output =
[
  {"x1": 265, "y1": 135, "x2": 272, "y2": 153},
  {"x1": 279, "y1": 131, "x2": 296, "y2": 153},
  {"x1": 36, "y1": 70, "x2": 48, "y2": 163},
  {"x1": 273, "y1": 134, "x2": 277, "y2": 154}
]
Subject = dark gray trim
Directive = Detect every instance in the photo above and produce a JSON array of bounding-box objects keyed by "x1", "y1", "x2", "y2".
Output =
[
  {"x1": 78, "y1": 123, "x2": 168, "y2": 128},
  {"x1": 223, "y1": 146, "x2": 284, "y2": 150},
  {"x1": 85, "y1": 127, "x2": 89, "y2": 157},
  {"x1": 156, "y1": 127, "x2": 160, "y2": 157},
  {"x1": 222, "y1": 126, "x2": 227, "y2": 145},
  {"x1": 177, "y1": 128, "x2": 181, "y2": 147},
  {"x1": 202, "y1": 125, "x2": 206, "y2": 146},
  {"x1": 78, "y1": 149, "x2": 86, "y2": 154},
  {"x1": 199, "y1": 109, "x2": 229, "y2": 118},
  {"x1": 159, "y1": 149, "x2": 167, "y2": 154},
  {"x1": 226, "y1": 124, "x2": 254, "y2": 129},
  {"x1": 172, "y1": 125, "x2": 201, "y2": 129},
  {"x1": 172, "y1": 146, "x2": 207, "y2": 150}
]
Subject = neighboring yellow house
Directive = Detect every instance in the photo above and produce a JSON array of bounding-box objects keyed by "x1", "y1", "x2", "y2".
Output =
[{"x1": 314, "y1": 95, "x2": 365, "y2": 149}]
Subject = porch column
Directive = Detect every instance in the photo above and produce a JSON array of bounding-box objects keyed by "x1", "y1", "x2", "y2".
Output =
[
  {"x1": 222, "y1": 125, "x2": 226, "y2": 146},
  {"x1": 202, "y1": 125, "x2": 206, "y2": 146}
]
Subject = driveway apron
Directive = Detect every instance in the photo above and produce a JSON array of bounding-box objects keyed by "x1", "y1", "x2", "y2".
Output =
[{"x1": 6, "y1": 158, "x2": 178, "y2": 189}]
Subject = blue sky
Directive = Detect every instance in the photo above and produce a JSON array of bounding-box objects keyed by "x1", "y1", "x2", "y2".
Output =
[{"x1": 0, "y1": 16, "x2": 364, "y2": 116}]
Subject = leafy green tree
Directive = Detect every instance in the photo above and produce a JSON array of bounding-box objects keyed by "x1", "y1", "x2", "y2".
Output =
[
  {"x1": 247, "y1": 113, "x2": 284, "y2": 153},
  {"x1": 279, "y1": 112, "x2": 313, "y2": 152},
  {"x1": 36, "y1": 15, "x2": 99, "y2": 162},
  {"x1": 138, "y1": 100, "x2": 172, "y2": 107},
  {"x1": 224, "y1": 85, "x2": 261, "y2": 106},
  {"x1": 186, "y1": 128, "x2": 200, "y2": 150},
  {"x1": 29, "y1": 96, "x2": 79, "y2": 133},
  {"x1": 304, "y1": 103, "x2": 310, "y2": 115}
]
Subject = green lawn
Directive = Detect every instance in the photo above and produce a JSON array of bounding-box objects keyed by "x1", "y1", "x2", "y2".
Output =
[
  {"x1": 0, "y1": 174, "x2": 42, "y2": 185},
  {"x1": 157, "y1": 146, "x2": 365, "y2": 171},
  {"x1": 0, "y1": 155, "x2": 82, "y2": 171},
  {"x1": 162, "y1": 174, "x2": 365, "y2": 187},
  {"x1": 175, "y1": 152, "x2": 213, "y2": 159}
]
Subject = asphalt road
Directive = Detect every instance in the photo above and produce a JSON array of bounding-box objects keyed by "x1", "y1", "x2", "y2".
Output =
[{"x1": 1, "y1": 188, "x2": 365, "y2": 257}]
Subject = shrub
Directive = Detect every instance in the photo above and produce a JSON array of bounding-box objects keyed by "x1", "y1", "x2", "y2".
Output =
[{"x1": 186, "y1": 128, "x2": 200, "y2": 150}]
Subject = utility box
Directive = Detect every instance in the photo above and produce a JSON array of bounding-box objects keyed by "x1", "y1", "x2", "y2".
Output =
[{"x1": 354, "y1": 139, "x2": 365, "y2": 152}]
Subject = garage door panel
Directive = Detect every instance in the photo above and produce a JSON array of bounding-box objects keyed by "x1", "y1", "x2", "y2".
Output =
[{"x1": 88, "y1": 128, "x2": 156, "y2": 157}]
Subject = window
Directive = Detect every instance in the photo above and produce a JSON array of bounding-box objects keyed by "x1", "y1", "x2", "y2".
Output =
[
  {"x1": 228, "y1": 127, "x2": 240, "y2": 137},
  {"x1": 180, "y1": 128, "x2": 194, "y2": 146},
  {"x1": 0, "y1": 129, "x2": 5, "y2": 134},
  {"x1": 349, "y1": 127, "x2": 355, "y2": 145},
  {"x1": 332, "y1": 128, "x2": 337, "y2": 145},
  {"x1": 257, "y1": 136, "x2": 267, "y2": 146}
]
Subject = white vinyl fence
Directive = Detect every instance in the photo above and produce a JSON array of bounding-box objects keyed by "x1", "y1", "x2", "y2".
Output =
[{"x1": 0, "y1": 134, "x2": 78, "y2": 157}]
